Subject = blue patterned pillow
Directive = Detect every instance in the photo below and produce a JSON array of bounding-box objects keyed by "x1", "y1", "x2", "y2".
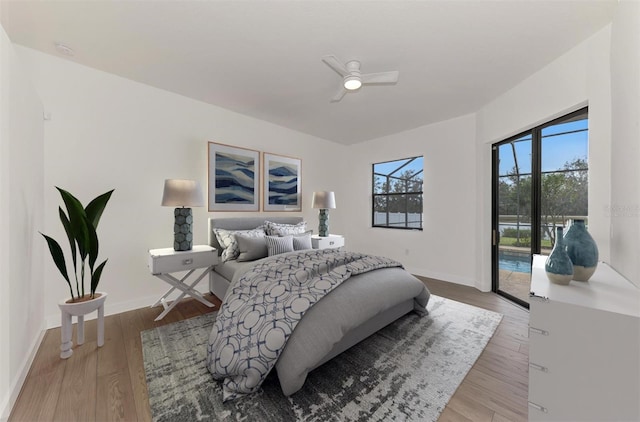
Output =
[
  {"x1": 265, "y1": 235, "x2": 294, "y2": 256},
  {"x1": 264, "y1": 220, "x2": 307, "y2": 236},
  {"x1": 213, "y1": 228, "x2": 265, "y2": 262}
]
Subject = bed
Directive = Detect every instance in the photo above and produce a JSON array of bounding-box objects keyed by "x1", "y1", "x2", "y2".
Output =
[{"x1": 206, "y1": 217, "x2": 430, "y2": 400}]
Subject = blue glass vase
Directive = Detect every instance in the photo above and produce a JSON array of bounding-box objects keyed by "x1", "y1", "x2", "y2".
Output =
[
  {"x1": 564, "y1": 219, "x2": 598, "y2": 281},
  {"x1": 545, "y1": 227, "x2": 574, "y2": 285}
]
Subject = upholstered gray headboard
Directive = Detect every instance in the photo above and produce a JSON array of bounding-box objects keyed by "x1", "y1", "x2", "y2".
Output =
[{"x1": 208, "y1": 216, "x2": 304, "y2": 254}]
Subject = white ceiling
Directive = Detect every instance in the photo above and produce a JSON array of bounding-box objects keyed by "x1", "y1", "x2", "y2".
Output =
[{"x1": 1, "y1": 1, "x2": 616, "y2": 145}]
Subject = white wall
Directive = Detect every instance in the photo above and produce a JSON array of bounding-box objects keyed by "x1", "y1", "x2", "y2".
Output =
[
  {"x1": 610, "y1": 0, "x2": 640, "y2": 286},
  {"x1": 345, "y1": 24, "x2": 621, "y2": 293},
  {"x1": 0, "y1": 23, "x2": 45, "y2": 421},
  {"x1": 475, "y1": 26, "x2": 614, "y2": 291},
  {"x1": 345, "y1": 114, "x2": 479, "y2": 287},
  {"x1": 15, "y1": 46, "x2": 348, "y2": 327}
]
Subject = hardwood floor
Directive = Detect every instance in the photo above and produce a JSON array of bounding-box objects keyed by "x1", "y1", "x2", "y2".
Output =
[
  {"x1": 423, "y1": 278, "x2": 530, "y2": 422},
  {"x1": 10, "y1": 280, "x2": 529, "y2": 422}
]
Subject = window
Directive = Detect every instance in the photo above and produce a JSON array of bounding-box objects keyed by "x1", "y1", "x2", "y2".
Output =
[{"x1": 372, "y1": 156, "x2": 424, "y2": 229}]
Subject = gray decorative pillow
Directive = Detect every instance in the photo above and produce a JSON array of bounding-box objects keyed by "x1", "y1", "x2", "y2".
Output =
[
  {"x1": 265, "y1": 235, "x2": 294, "y2": 256},
  {"x1": 236, "y1": 234, "x2": 268, "y2": 262},
  {"x1": 213, "y1": 228, "x2": 265, "y2": 262},
  {"x1": 293, "y1": 234, "x2": 312, "y2": 251},
  {"x1": 264, "y1": 220, "x2": 307, "y2": 236}
]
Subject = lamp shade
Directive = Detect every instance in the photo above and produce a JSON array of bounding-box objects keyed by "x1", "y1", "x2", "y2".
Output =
[
  {"x1": 161, "y1": 179, "x2": 204, "y2": 207},
  {"x1": 312, "y1": 191, "x2": 336, "y2": 209}
]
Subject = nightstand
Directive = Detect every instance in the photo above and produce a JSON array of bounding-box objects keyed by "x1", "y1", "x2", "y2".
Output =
[
  {"x1": 311, "y1": 234, "x2": 345, "y2": 250},
  {"x1": 148, "y1": 245, "x2": 218, "y2": 321}
]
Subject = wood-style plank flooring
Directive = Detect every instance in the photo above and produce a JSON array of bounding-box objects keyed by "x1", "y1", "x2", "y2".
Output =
[
  {"x1": 424, "y1": 278, "x2": 529, "y2": 422},
  {"x1": 10, "y1": 279, "x2": 529, "y2": 422}
]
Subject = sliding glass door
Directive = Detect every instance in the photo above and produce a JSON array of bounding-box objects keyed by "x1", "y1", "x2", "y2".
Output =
[
  {"x1": 492, "y1": 108, "x2": 588, "y2": 307},
  {"x1": 493, "y1": 135, "x2": 533, "y2": 305}
]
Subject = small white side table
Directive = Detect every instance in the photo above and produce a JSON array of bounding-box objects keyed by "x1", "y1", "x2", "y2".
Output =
[
  {"x1": 311, "y1": 234, "x2": 345, "y2": 250},
  {"x1": 148, "y1": 245, "x2": 219, "y2": 321}
]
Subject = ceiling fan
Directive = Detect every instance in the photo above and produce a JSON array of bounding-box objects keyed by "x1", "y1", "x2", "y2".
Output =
[{"x1": 322, "y1": 55, "x2": 399, "y2": 102}]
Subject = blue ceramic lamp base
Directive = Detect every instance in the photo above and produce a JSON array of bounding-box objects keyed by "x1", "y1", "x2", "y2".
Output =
[
  {"x1": 318, "y1": 209, "x2": 329, "y2": 237},
  {"x1": 173, "y1": 207, "x2": 193, "y2": 251}
]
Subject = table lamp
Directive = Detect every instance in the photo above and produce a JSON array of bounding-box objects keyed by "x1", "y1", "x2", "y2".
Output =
[
  {"x1": 161, "y1": 179, "x2": 204, "y2": 251},
  {"x1": 312, "y1": 191, "x2": 336, "y2": 237}
]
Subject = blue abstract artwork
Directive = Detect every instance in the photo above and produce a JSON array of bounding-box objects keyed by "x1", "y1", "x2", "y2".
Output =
[
  {"x1": 208, "y1": 143, "x2": 260, "y2": 211},
  {"x1": 268, "y1": 161, "x2": 298, "y2": 205},
  {"x1": 215, "y1": 152, "x2": 255, "y2": 204},
  {"x1": 264, "y1": 153, "x2": 301, "y2": 211}
]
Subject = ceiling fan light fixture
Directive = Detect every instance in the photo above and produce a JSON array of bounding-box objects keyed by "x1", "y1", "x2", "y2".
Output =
[
  {"x1": 343, "y1": 76, "x2": 362, "y2": 90},
  {"x1": 322, "y1": 55, "x2": 398, "y2": 102}
]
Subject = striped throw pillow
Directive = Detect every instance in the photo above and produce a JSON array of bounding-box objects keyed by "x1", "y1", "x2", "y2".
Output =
[{"x1": 266, "y1": 235, "x2": 294, "y2": 256}]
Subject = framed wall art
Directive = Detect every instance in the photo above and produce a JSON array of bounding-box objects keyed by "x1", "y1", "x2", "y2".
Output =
[
  {"x1": 208, "y1": 142, "x2": 260, "y2": 211},
  {"x1": 263, "y1": 153, "x2": 302, "y2": 212}
]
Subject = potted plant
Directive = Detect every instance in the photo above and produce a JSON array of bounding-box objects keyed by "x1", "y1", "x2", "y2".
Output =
[{"x1": 41, "y1": 187, "x2": 114, "y2": 358}]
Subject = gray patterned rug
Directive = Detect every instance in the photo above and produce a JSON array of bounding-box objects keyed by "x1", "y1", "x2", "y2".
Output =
[{"x1": 142, "y1": 295, "x2": 502, "y2": 422}]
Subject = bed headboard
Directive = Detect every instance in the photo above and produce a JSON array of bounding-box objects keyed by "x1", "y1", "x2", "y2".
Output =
[{"x1": 208, "y1": 216, "x2": 304, "y2": 253}]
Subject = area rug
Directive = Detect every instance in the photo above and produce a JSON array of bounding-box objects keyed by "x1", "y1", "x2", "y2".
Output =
[{"x1": 142, "y1": 295, "x2": 502, "y2": 422}]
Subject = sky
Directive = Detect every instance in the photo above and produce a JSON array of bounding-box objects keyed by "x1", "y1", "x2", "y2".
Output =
[
  {"x1": 498, "y1": 119, "x2": 588, "y2": 176},
  {"x1": 374, "y1": 156, "x2": 424, "y2": 178},
  {"x1": 373, "y1": 118, "x2": 587, "y2": 179}
]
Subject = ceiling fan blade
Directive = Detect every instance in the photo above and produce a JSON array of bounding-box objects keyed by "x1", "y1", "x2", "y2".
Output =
[
  {"x1": 330, "y1": 87, "x2": 347, "y2": 102},
  {"x1": 361, "y1": 71, "x2": 399, "y2": 85},
  {"x1": 322, "y1": 55, "x2": 349, "y2": 77}
]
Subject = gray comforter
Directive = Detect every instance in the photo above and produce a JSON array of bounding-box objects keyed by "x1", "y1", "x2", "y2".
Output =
[{"x1": 207, "y1": 249, "x2": 430, "y2": 400}]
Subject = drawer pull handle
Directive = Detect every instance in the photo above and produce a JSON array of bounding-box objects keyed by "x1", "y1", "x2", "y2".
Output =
[
  {"x1": 529, "y1": 326, "x2": 549, "y2": 336},
  {"x1": 529, "y1": 362, "x2": 548, "y2": 372},
  {"x1": 528, "y1": 401, "x2": 548, "y2": 413},
  {"x1": 529, "y1": 291, "x2": 549, "y2": 302},
  {"x1": 182, "y1": 258, "x2": 193, "y2": 265},
  {"x1": 329, "y1": 241, "x2": 335, "y2": 245}
]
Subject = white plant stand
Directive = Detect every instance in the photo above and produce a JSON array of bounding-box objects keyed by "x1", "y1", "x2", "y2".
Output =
[{"x1": 58, "y1": 292, "x2": 107, "y2": 359}]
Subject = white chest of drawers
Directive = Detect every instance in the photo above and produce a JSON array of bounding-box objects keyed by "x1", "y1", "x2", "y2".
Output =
[{"x1": 528, "y1": 255, "x2": 640, "y2": 421}]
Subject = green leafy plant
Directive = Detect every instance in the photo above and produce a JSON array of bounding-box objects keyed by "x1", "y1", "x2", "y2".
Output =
[{"x1": 41, "y1": 187, "x2": 114, "y2": 302}]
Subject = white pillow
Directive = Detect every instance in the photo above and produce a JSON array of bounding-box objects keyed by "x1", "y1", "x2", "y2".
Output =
[
  {"x1": 264, "y1": 220, "x2": 307, "y2": 236},
  {"x1": 213, "y1": 228, "x2": 265, "y2": 262},
  {"x1": 293, "y1": 234, "x2": 312, "y2": 251},
  {"x1": 236, "y1": 234, "x2": 268, "y2": 262},
  {"x1": 265, "y1": 235, "x2": 294, "y2": 256}
]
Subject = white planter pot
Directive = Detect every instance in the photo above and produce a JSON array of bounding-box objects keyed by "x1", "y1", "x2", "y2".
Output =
[{"x1": 58, "y1": 292, "x2": 107, "y2": 359}]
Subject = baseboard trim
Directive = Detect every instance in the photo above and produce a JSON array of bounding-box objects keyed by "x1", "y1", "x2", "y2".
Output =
[
  {"x1": 0, "y1": 325, "x2": 46, "y2": 422},
  {"x1": 405, "y1": 266, "x2": 476, "y2": 288},
  {"x1": 44, "y1": 285, "x2": 211, "y2": 329}
]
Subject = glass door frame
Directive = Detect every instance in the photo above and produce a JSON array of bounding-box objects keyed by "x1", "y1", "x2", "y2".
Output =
[
  {"x1": 491, "y1": 107, "x2": 588, "y2": 308},
  {"x1": 491, "y1": 130, "x2": 542, "y2": 309}
]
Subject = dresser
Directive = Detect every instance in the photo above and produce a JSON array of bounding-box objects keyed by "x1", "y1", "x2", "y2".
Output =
[{"x1": 528, "y1": 255, "x2": 640, "y2": 421}]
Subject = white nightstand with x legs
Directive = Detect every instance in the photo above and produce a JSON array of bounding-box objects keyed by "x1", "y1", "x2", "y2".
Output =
[{"x1": 148, "y1": 245, "x2": 218, "y2": 321}]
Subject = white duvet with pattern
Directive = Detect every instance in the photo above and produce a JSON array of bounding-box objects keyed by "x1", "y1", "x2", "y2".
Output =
[{"x1": 206, "y1": 248, "x2": 403, "y2": 401}]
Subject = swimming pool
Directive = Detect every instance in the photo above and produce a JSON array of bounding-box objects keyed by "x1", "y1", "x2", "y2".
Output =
[{"x1": 499, "y1": 251, "x2": 531, "y2": 273}]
